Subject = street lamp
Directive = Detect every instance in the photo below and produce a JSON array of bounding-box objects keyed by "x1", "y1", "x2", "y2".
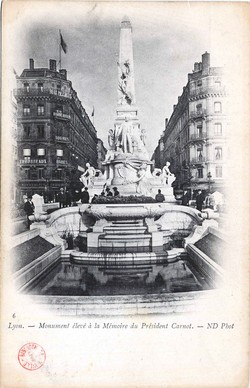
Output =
[{"x1": 207, "y1": 171, "x2": 212, "y2": 193}]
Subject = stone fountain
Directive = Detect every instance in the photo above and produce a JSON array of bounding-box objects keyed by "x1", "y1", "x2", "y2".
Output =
[
  {"x1": 71, "y1": 17, "x2": 181, "y2": 265},
  {"x1": 11, "y1": 19, "x2": 226, "y2": 315},
  {"x1": 81, "y1": 17, "x2": 176, "y2": 201}
]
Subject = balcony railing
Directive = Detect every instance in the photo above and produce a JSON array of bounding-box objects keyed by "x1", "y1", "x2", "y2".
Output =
[
  {"x1": 55, "y1": 136, "x2": 69, "y2": 142},
  {"x1": 189, "y1": 133, "x2": 206, "y2": 141},
  {"x1": 190, "y1": 157, "x2": 206, "y2": 164},
  {"x1": 53, "y1": 112, "x2": 71, "y2": 120},
  {"x1": 189, "y1": 110, "x2": 207, "y2": 120},
  {"x1": 19, "y1": 158, "x2": 47, "y2": 164},
  {"x1": 190, "y1": 86, "x2": 226, "y2": 97},
  {"x1": 13, "y1": 88, "x2": 71, "y2": 99}
]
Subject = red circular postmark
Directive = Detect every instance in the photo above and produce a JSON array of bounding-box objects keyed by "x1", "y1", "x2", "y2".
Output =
[{"x1": 18, "y1": 343, "x2": 46, "y2": 371}]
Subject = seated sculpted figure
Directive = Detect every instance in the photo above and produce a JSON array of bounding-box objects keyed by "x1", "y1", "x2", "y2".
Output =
[
  {"x1": 79, "y1": 163, "x2": 96, "y2": 187},
  {"x1": 161, "y1": 161, "x2": 176, "y2": 186}
]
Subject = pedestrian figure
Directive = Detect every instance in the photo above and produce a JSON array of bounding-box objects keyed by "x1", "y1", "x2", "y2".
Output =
[
  {"x1": 182, "y1": 190, "x2": 190, "y2": 206},
  {"x1": 106, "y1": 187, "x2": 113, "y2": 197},
  {"x1": 24, "y1": 196, "x2": 35, "y2": 229},
  {"x1": 196, "y1": 190, "x2": 204, "y2": 212},
  {"x1": 81, "y1": 187, "x2": 90, "y2": 203},
  {"x1": 91, "y1": 194, "x2": 98, "y2": 203},
  {"x1": 113, "y1": 187, "x2": 120, "y2": 197},
  {"x1": 155, "y1": 189, "x2": 165, "y2": 202},
  {"x1": 65, "y1": 190, "x2": 72, "y2": 207},
  {"x1": 58, "y1": 188, "x2": 66, "y2": 208}
]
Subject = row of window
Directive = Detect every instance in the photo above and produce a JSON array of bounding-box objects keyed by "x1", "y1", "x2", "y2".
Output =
[
  {"x1": 23, "y1": 105, "x2": 45, "y2": 116},
  {"x1": 22, "y1": 148, "x2": 64, "y2": 157},
  {"x1": 23, "y1": 125, "x2": 45, "y2": 138},
  {"x1": 23, "y1": 124, "x2": 77, "y2": 141},
  {"x1": 197, "y1": 165, "x2": 223, "y2": 178},
  {"x1": 23, "y1": 82, "x2": 44, "y2": 92},
  {"x1": 194, "y1": 122, "x2": 223, "y2": 137},
  {"x1": 23, "y1": 104, "x2": 65, "y2": 116},
  {"x1": 196, "y1": 102, "x2": 222, "y2": 114},
  {"x1": 22, "y1": 167, "x2": 63, "y2": 180},
  {"x1": 195, "y1": 79, "x2": 221, "y2": 88},
  {"x1": 195, "y1": 147, "x2": 223, "y2": 161},
  {"x1": 23, "y1": 82, "x2": 68, "y2": 93}
]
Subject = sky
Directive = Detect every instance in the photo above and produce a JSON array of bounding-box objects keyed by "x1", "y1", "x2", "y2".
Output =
[{"x1": 8, "y1": 1, "x2": 238, "y2": 155}]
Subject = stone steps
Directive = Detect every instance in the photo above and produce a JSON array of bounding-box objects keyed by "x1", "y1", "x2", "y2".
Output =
[
  {"x1": 100, "y1": 233, "x2": 151, "y2": 240},
  {"x1": 97, "y1": 218, "x2": 153, "y2": 253},
  {"x1": 98, "y1": 264, "x2": 153, "y2": 271},
  {"x1": 104, "y1": 226, "x2": 147, "y2": 234},
  {"x1": 102, "y1": 267, "x2": 153, "y2": 275},
  {"x1": 112, "y1": 220, "x2": 143, "y2": 225}
]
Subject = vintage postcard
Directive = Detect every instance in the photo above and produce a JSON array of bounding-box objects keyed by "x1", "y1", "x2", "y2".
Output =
[{"x1": 1, "y1": 1, "x2": 249, "y2": 387}]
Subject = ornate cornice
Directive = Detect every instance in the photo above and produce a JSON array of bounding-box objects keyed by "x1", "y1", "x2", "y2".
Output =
[{"x1": 189, "y1": 92, "x2": 227, "y2": 101}]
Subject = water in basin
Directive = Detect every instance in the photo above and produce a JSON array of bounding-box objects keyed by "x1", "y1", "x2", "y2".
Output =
[{"x1": 29, "y1": 257, "x2": 207, "y2": 296}]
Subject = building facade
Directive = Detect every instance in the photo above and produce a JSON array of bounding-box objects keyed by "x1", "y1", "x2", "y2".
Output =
[
  {"x1": 152, "y1": 52, "x2": 228, "y2": 195},
  {"x1": 14, "y1": 58, "x2": 98, "y2": 202},
  {"x1": 11, "y1": 93, "x2": 18, "y2": 203}
]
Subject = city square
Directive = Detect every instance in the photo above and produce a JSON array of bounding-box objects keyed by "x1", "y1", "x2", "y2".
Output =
[
  {"x1": 10, "y1": 8, "x2": 230, "y2": 315},
  {"x1": 2, "y1": 2, "x2": 249, "y2": 387}
]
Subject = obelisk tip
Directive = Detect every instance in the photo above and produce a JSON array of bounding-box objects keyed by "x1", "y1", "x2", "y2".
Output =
[{"x1": 121, "y1": 16, "x2": 131, "y2": 28}]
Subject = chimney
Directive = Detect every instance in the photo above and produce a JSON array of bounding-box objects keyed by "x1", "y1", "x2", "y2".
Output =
[
  {"x1": 49, "y1": 59, "x2": 57, "y2": 71},
  {"x1": 29, "y1": 58, "x2": 34, "y2": 70},
  {"x1": 193, "y1": 62, "x2": 199, "y2": 72},
  {"x1": 59, "y1": 69, "x2": 67, "y2": 80},
  {"x1": 165, "y1": 118, "x2": 168, "y2": 129},
  {"x1": 202, "y1": 52, "x2": 210, "y2": 75}
]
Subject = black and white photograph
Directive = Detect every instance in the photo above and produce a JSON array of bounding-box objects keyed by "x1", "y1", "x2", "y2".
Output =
[{"x1": 1, "y1": 1, "x2": 249, "y2": 387}]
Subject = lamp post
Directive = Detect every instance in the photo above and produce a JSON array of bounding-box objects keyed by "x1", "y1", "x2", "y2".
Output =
[{"x1": 207, "y1": 171, "x2": 212, "y2": 193}]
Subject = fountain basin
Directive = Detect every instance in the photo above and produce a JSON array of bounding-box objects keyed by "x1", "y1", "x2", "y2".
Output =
[{"x1": 84, "y1": 203, "x2": 168, "y2": 221}]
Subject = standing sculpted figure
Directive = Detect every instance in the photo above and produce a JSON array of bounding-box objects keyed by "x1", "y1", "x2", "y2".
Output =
[
  {"x1": 108, "y1": 129, "x2": 115, "y2": 149},
  {"x1": 114, "y1": 117, "x2": 133, "y2": 154},
  {"x1": 140, "y1": 129, "x2": 146, "y2": 146},
  {"x1": 136, "y1": 164, "x2": 152, "y2": 196}
]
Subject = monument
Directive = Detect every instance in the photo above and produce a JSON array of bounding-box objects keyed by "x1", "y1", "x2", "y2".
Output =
[
  {"x1": 74, "y1": 18, "x2": 179, "y2": 258},
  {"x1": 92, "y1": 16, "x2": 173, "y2": 199},
  {"x1": 80, "y1": 17, "x2": 176, "y2": 201}
]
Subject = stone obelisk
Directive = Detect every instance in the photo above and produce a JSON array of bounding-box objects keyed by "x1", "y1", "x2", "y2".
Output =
[
  {"x1": 115, "y1": 16, "x2": 139, "y2": 128},
  {"x1": 102, "y1": 17, "x2": 151, "y2": 193}
]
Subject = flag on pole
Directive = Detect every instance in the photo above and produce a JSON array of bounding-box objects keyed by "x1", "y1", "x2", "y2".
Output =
[
  {"x1": 12, "y1": 67, "x2": 18, "y2": 76},
  {"x1": 91, "y1": 107, "x2": 95, "y2": 117},
  {"x1": 60, "y1": 32, "x2": 67, "y2": 54}
]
